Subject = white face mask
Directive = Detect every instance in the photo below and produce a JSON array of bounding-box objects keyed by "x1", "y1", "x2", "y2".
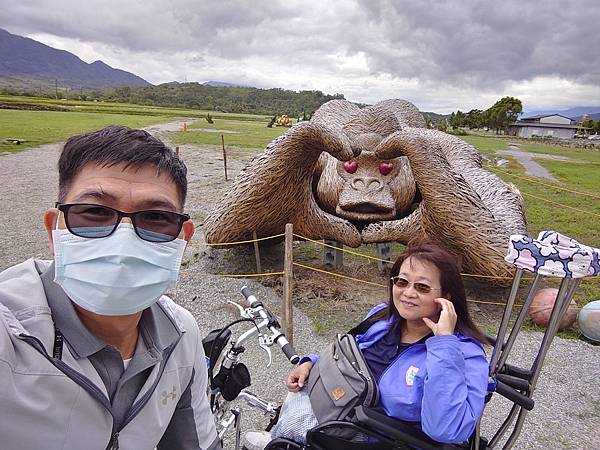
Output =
[{"x1": 53, "y1": 223, "x2": 187, "y2": 315}]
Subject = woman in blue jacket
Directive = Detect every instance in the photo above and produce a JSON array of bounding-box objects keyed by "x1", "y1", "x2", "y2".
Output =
[{"x1": 282, "y1": 240, "x2": 489, "y2": 445}]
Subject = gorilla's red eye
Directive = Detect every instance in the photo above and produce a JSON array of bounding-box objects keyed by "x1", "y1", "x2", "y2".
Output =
[
  {"x1": 343, "y1": 160, "x2": 358, "y2": 174},
  {"x1": 379, "y1": 162, "x2": 393, "y2": 175}
]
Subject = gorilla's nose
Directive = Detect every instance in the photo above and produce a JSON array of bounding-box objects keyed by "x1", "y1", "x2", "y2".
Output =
[{"x1": 351, "y1": 177, "x2": 382, "y2": 192}]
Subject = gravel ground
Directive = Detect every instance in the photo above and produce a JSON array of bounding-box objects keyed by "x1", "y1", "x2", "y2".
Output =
[{"x1": 1, "y1": 122, "x2": 598, "y2": 449}]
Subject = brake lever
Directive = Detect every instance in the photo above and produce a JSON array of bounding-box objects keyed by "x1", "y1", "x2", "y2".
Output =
[
  {"x1": 258, "y1": 334, "x2": 273, "y2": 367},
  {"x1": 227, "y1": 300, "x2": 250, "y2": 319}
]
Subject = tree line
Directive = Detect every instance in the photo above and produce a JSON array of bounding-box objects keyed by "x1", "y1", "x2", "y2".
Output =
[
  {"x1": 442, "y1": 96, "x2": 523, "y2": 134},
  {"x1": 104, "y1": 83, "x2": 345, "y2": 116},
  {"x1": 442, "y1": 96, "x2": 600, "y2": 135},
  {"x1": 0, "y1": 82, "x2": 345, "y2": 117}
]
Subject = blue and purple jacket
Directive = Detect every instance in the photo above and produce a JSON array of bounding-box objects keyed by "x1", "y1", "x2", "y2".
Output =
[{"x1": 306, "y1": 304, "x2": 488, "y2": 444}]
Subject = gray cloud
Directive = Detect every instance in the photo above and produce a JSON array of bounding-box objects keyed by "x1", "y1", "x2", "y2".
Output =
[{"x1": 0, "y1": 0, "x2": 598, "y2": 110}]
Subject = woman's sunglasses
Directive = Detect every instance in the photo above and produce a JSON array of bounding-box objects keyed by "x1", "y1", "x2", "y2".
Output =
[{"x1": 390, "y1": 276, "x2": 442, "y2": 295}]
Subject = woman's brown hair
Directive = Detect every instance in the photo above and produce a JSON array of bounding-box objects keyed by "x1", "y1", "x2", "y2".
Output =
[{"x1": 365, "y1": 240, "x2": 489, "y2": 345}]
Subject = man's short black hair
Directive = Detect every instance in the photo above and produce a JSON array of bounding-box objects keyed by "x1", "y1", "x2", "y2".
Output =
[{"x1": 58, "y1": 125, "x2": 187, "y2": 208}]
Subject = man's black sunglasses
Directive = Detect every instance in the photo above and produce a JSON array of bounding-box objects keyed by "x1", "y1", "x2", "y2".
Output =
[{"x1": 55, "y1": 203, "x2": 190, "y2": 243}]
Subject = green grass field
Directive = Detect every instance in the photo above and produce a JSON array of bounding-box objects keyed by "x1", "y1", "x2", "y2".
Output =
[
  {"x1": 0, "y1": 109, "x2": 172, "y2": 152},
  {"x1": 0, "y1": 94, "x2": 276, "y2": 153},
  {"x1": 170, "y1": 118, "x2": 290, "y2": 151},
  {"x1": 461, "y1": 133, "x2": 600, "y2": 247},
  {"x1": 0, "y1": 94, "x2": 271, "y2": 121}
]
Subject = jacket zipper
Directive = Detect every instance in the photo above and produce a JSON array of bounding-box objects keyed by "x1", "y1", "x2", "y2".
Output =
[
  {"x1": 17, "y1": 334, "x2": 118, "y2": 449},
  {"x1": 18, "y1": 332, "x2": 182, "y2": 450},
  {"x1": 119, "y1": 335, "x2": 182, "y2": 429},
  {"x1": 108, "y1": 432, "x2": 119, "y2": 450},
  {"x1": 378, "y1": 343, "x2": 425, "y2": 386}
]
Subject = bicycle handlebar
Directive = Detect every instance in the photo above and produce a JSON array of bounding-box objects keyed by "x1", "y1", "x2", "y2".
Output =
[{"x1": 240, "y1": 286, "x2": 300, "y2": 364}]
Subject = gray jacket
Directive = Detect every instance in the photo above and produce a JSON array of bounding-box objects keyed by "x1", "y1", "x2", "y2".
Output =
[{"x1": 0, "y1": 259, "x2": 221, "y2": 450}]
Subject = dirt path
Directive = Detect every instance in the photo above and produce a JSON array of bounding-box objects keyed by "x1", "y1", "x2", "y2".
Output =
[
  {"x1": 497, "y1": 144, "x2": 573, "y2": 181},
  {"x1": 0, "y1": 124, "x2": 598, "y2": 449}
]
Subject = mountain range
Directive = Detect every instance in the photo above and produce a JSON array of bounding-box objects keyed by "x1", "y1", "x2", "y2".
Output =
[
  {"x1": 1, "y1": 27, "x2": 598, "y2": 120},
  {"x1": 521, "y1": 106, "x2": 600, "y2": 122},
  {"x1": 0, "y1": 28, "x2": 150, "y2": 90}
]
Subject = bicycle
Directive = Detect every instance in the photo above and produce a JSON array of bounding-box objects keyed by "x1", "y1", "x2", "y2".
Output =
[{"x1": 202, "y1": 286, "x2": 299, "y2": 449}]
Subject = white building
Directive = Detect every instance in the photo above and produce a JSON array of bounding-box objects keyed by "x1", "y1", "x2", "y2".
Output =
[{"x1": 508, "y1": 114, "x2": 580, "y2": 139}]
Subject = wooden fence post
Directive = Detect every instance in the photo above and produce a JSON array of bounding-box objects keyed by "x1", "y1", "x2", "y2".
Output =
[
  {"x1": 252, "y1": 231, "x2": 262, "y2": 274},
  {"x1": 175, "y1": 146, "x2": 179, "y2": 157},
  {"x1": 221, "y1": 134, "x2": 228, "y2": 181},
  {"x1": 283, "y1": 223, "x2": 294, "y2": 344}
]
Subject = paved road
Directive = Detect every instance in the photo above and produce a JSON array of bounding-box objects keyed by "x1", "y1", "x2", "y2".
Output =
[{"x1": 497, "y1": 144, "x2": 573, "y2": 182}]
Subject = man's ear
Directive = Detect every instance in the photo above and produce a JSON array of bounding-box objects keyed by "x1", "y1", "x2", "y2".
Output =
[
  {"x1": 182, "y1": 220, "x2": 195, "y2": 242},
  {"x1": 44, "y1": 208, "x2": 59, "y2": 256}
]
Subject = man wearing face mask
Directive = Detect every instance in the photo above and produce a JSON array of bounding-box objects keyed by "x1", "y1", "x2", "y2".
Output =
[{"x1": 0, "y1": 126, "x2": 221, "y2": 450}]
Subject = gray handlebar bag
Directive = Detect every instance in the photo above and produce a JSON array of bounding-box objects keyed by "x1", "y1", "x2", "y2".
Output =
[{"x1": 307, "y1": 334, "x2": 379, "y2": 424}]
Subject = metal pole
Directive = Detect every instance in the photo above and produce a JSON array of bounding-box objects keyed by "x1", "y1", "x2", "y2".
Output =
[
  {"x1": 221, "y1": 134, "x2": 228, "y2": 181},
  {"x1": 252, "y1": 231, "x2": 262, "y2": 274},
  {"x1": 489, "y1": 269, "x2": 523, "y2": 375},
  {"x1": 283, "y1": 223, "x2": 294, "y2": 344}
]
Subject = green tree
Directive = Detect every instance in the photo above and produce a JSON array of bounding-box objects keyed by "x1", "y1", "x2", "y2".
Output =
[
  {"x1": 465, "y1": 109, "x2": 484, "y2": 129},
  {"x1": 448, "y1": 110, "x2": 466, "y2": 129},
  {"x1": 485, "y1": 97, "x2": 522, "y2": 134}
]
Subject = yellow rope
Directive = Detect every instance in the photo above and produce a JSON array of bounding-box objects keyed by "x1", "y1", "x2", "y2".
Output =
[
  {"x1": 492, "y1": 166, "x2": 600, "y2": 200},
  {"x1": 293, "y1": 233, "x2": 537, "y2": 280},
  {"x1": 187, "y1": 233, "x2": 598, "y2": 283},
  {"x1": 293, "y1": 262, "x2": 526, "y2": 306},
  {"x1": 191, "y1": 233, "x2": 286, "y2": 247},
  {"x1": 520, "y1": 191, "x2": 600, "y2": 218},
  {"x1": 468, "y1": 299, "x2": 524, "y2": 307},
  {"x1": 293, "y1": 233, "x2": 391, "y2": 263},
  {"x1": 220, "y1": 271, "x2": 285, "y2": 278},
  {"x1": 180, "y1": 270, "x2": 285, "y2": 278},
  {"x1": 292, "y1": 262, "x2": 388, "y2": 287}
]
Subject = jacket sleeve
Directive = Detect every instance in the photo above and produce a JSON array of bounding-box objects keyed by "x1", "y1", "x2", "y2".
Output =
[
  {"x1": 420, "y1": 335, "x2": 488, "y2": 444},
  {"x1": 158, "y1": 326, "x2": 222, "y2": 450}
]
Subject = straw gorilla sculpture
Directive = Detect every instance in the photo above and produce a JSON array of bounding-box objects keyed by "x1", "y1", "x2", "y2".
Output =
[{"x1": 204, "y1": 99, "x2": 527, "y2": 280}]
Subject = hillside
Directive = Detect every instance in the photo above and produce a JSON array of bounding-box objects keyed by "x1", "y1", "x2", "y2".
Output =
[
  {"x1": 0, "y1": 28, "x2": 150, "y2": 90},
  {"x1": 103, "y1": 82, "x2": 345, "y2": 116}
]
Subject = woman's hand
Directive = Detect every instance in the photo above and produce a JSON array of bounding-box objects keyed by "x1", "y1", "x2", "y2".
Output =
[
  {"x1": 286, "y1": 361, "x2": 313, "y2": 392},
  {"x1": 423, "y1": 298, "x2": 457, "y2": 336}
]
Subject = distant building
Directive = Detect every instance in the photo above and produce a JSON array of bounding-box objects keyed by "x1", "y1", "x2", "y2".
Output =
[{"x1": 508, "y1": 114, "x2": 581, "y2": 139}]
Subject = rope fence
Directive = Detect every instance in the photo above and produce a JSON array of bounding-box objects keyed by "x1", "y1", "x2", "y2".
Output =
[
  {"x1": 293, "y1": 261, "x2": 524, "y2": 307},
  {"x1": 519, "y1": 191, "x2": 600, "y2": 219},
  {"x1": 491, "y1": 166, "x2": 600, "y2": 201}
]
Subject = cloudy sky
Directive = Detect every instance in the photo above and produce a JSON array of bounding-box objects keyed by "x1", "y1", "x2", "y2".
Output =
[{"x1": 1, "y1": 0, "x2": 599, "y2": 113}]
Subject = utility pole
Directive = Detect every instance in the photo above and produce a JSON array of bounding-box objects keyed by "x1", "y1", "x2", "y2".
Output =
[{"x1": 55, "y1": 79, "x2": 58, "y2": 99}]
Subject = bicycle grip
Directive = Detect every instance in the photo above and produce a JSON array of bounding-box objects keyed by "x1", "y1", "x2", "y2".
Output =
[
  {"x1": 495, "y1": 380, "x2": 535, "y2": 411},
  {"x1": 281, "y1": 342, "x2": 300, "y2": 365},
  {"x1": 240, "y1": 286, "x2": 261, "y2": 308}
]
